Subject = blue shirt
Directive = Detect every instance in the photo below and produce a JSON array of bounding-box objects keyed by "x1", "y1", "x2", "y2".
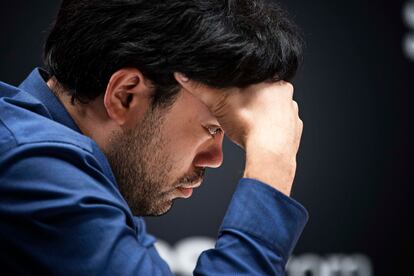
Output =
[{"x1": 0, "y1": 68, "x2": 308, "y2": 275}]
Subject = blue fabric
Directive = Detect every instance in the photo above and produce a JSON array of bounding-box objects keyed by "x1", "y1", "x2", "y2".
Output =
[{"x1": 0, "y1": 68, "x2": 308, "y2": 275}]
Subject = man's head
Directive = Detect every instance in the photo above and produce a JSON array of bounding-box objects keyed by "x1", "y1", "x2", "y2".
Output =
[{"x1": 44, "y1": 0, "x2": 303, "y2": 216}]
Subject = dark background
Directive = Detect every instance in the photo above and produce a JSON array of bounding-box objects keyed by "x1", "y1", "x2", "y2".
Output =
[{"x1": 1, "y1": 0, "x2": 412, "y2": 275}]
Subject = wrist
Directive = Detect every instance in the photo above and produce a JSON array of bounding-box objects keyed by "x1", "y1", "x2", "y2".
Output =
[{"x1": 243, "y1": 143, "x2": 296, "y2": 196}]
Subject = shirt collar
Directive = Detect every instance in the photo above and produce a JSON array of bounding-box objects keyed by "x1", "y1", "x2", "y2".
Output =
[
  {"x1": 18, "y1": 68, "x2": 118, "y2": 186},
  {"x1": 18, "y1": 67, "x2": 82, "y2": 134}
]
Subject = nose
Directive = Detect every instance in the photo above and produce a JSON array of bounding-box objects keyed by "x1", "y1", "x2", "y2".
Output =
[{"x1": 193, "y1": 134, "x2": 224, "y2": 169}]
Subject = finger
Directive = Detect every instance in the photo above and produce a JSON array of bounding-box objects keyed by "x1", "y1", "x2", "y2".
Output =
[
  {"x1": 292, "y1": 100, "x2": 299, "y2": 112},
  {"x1": 297, "y1": 118, "x2": 304, "y2": 139},
  {"x1": 275, "y1": 81, "x2": 294, "y2": 98},
  {"x1": 174, "y1": 72, "x2": 222, "y2": 110}
]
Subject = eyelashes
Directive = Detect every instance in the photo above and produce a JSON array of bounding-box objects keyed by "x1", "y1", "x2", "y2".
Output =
[{"x1": 206, "y1": 125, "x2": 223, "y2": 137}]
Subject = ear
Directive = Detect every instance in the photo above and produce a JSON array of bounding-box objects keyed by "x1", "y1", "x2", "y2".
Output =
[{"x1": 104, "y1": 68, "x2": 153, "y2": 126}]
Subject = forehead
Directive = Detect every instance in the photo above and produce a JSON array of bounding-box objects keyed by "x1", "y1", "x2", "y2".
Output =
[{"x1": 165, "y1": 88, "x2": 215, "y2": 123}]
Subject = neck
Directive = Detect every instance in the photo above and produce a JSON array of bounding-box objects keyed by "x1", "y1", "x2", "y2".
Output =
[{"x1": 46, "y1": 77, "x2": 114, "y2": 151}]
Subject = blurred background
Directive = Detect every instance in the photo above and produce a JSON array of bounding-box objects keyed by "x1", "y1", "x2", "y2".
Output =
[{"x1": 1, "y1": 0, "x2": 412, "y2": 275}]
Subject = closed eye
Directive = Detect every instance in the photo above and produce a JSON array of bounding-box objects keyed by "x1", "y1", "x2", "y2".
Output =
[{"x1": 205, "y1": 125, "x2": 223, "y2": 137}]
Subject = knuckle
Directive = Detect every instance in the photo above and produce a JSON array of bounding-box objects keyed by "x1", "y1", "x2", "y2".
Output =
[
  {"x1": 274, "y1": 81, "x2": 293, "y2": 94},
  {"x1": 284, "y1": 82, "x2": 294, "y2": 95}
]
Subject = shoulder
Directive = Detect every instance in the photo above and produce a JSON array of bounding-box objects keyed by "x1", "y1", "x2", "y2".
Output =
[
  {"x1": 0, "y1": 136, "x2": 133, "y2": 231},
  {"x1": 0, "y1": 81, "x2": 121, "y2": 206},
  {"x1": 0, "y1": 83, "x2": 94, "y2": 155},
  {"x1": 0, "y1": 140, "x2": 120, "y2": 201}
]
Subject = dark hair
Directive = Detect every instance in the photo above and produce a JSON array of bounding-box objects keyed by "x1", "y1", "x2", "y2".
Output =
[{"x1": 44, "y1": 0, "x2": 303, "y2": 105}]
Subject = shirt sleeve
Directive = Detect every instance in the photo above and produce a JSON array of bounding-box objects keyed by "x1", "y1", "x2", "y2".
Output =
[
  {"x1": 0, "y1": 142, "x2": 172, "y2": 275},
  {"x1": 194, "y1": 178, "x2": 309, "y2": 275}
]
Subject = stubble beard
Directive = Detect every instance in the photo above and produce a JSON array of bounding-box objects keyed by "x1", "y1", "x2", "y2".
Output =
[
  {"x1": 105, "y1": 107, "x2": 176, "y2": 216},
  {"x1": 105, "y1": 104, "x2": 206, "y2": 216}
]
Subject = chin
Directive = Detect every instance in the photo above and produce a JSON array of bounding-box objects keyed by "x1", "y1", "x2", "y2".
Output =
[{"x1": 145, "y1": 200, "x2": 174, "y2": 217}]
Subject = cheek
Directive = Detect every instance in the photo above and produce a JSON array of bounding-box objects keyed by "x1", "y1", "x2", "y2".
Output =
[
  {"x1": 160, "y1": 118, "x2": 202, "y2": 171},
  {"x1": 162, "y1": 126, "x2": 198, "y2": 164}
]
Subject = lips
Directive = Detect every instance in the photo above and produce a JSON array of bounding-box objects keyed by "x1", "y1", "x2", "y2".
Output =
[
  {"x1": 177, "y1": 180, "x2": 202, "y2": 198},
  {"x1": 177, "y1": 187, "x2": 193, "y2": 198},
  {"x1": 180, "y1": 183, "x2": 201, "y2": 189}
]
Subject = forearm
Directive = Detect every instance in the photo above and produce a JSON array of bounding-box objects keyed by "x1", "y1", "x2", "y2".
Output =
[
  {"x1": 194, "y1": 178, "x2": 308, "y2": 275},
  {"x1": 243, "y1": 144, "x2": 297, "y2": 196}
]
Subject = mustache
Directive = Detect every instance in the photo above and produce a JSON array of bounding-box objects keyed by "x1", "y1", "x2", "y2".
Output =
[{"x1": 175, "y1": 167, "x2": 205, "y2": 187}]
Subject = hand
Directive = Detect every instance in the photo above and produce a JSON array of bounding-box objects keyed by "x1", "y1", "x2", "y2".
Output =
[{"x1": 174, "y1": 73, "x2": 303, "y2": 196}]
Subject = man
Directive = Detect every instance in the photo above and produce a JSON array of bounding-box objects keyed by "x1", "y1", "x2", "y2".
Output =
[{"x1": 0, "y1": 0, "x2": 308, "y2": 274}]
